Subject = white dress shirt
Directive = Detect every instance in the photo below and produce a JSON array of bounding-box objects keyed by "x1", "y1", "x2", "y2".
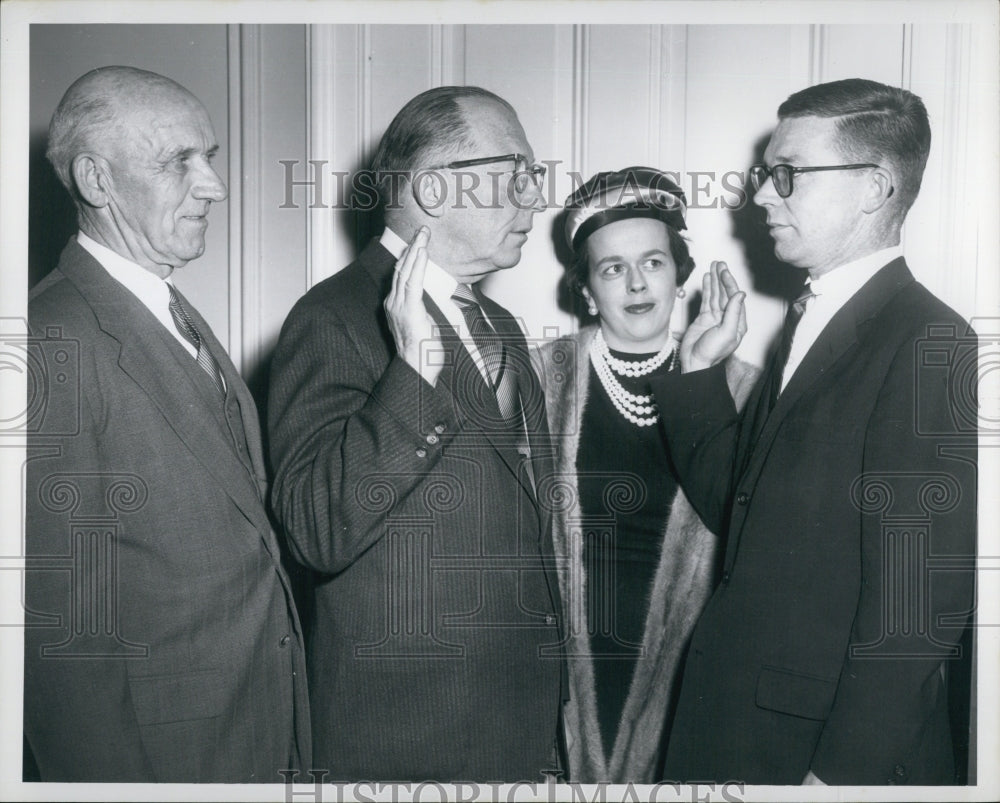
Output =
[
  {"x1": 380, "y1": 227, "x2": 497, "y2": 384},
  {"x1": 77, "y1": 231, "x2": 198, "y2": 359},
  {"x1": 780, "y1": 244, "x2": 904, "y2": 392}
]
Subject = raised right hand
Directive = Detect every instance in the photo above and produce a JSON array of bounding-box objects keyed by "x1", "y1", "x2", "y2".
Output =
[
  {"x1": 680, "y1": 260, "x2": 747, "y2": 373},
  {"x1": 384, "y1": 226, "x2": 442, "y2": 385}
]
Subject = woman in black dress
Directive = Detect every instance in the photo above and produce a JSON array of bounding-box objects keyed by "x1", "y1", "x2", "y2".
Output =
[{"x1": 535, "y1": 167, "x2": 756, "y2": 782}]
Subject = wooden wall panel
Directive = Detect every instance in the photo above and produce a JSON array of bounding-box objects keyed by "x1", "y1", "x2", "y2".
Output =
[
  {"x1": 463, "y1": 25, "x2": 578, "y2": 340},
  {"x1": 27, "y1": 22, "x2": 994, "y2": 376},
  {"x1": 684, "y1": 25, "x2": 813, "y2": 362}
]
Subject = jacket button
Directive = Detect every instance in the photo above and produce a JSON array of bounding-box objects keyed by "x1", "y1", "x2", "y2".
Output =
[
  {"x1": 416, "y1": 447, "x2": 427, "y2": 458},
  {"x1": 426, "y1": 433, "x2": 439, "y2": 445},
  {"x1": 736, "y1": 492, "x2": 749, "y2": 505},
  {"x1": 434, "y1": 423, "x2": 446, "y2": 434},
  {"x1": 894, "y1": 764, "x2": 906, "y2": 778},
  {"x1": 721, "y1": 570, "x2": 731, "y2": 584},
  {"x1": 545, "y1": 614, "x2": 557, "y2": 626},
  {"x1": 279, "y1": 634, "x2": 291, "y2": 648}
]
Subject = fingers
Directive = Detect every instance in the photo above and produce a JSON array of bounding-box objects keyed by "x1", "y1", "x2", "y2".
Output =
[
  {"x1": 388, "y1": 226, "x2": 429, "y2": 309},
  {"x1": 718, "y1": 261, "x2": 742, "y2": 303},
  {"x1": 708, "y1": 262, "x2": 722, "y2": 316},
  {"x1": 395, "y1": 226, "x2": 428, "y2": 284},
  {"x1": 720, "y1": 291, "x2": 747, "y2": 341},
  {"x1": 699, "y1": 271, "x2": 712, "y2": 316},
  {"x1": 406, "y1": 248, "x2": 428, "y2": 316}
]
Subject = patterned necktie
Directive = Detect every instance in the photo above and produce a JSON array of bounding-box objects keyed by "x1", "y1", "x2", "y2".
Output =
[
  {"x1": 451, "y1": 284, "x2": 521, "y2": 425},
  {"x1": 452, "y1": 284, "x2": 536, "y2": 494},
  {"x1": 770, "y1": 285, "x2": 815, "y2": 408},
  {"x1": 167, "y1": 284, "x2": 227, "y2": 399}
]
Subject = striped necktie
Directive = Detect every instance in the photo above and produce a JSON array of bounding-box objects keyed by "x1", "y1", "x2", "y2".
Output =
[
  {"x1": 167, "y1": 284, "x2": 227, "y2": 399},
  {"x1": 451, "y1": 284, "x2": 521, "y2": 425}
]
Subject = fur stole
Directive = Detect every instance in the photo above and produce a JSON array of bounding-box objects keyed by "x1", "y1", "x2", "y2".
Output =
[{"x1": 533, "y1": 326, "x2": 758, "y2": 782}]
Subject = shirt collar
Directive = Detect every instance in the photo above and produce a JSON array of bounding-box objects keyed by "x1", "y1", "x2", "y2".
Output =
[
  {"x1": 807, "y1": 244, "x2": 904, "y2": 303},
  {"x1": 379, "y1": 227, "x2": 463, "y2": 311},
  {"x1": 77, "y1": 231, "x2": 176, "y2": 298}
]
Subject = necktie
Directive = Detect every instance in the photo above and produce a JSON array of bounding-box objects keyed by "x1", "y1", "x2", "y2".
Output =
[
  {"x1": 168, "y1": 284, "x2": 227, "y2": 399},
  {"x1": 770, "y1": 285, "x2": 815, "y2": 408},
  {"x1": 451, "y1": 284, "x2": 521, "y2": 425},
  {"x1": 452, "y1": 284, "x2": 536, "y2": 493}
]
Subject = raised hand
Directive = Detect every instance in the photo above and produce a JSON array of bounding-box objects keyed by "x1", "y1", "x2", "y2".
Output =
[
  {"x1": 384, "y1": 227, "x2": 442, "y2": 385},
  {"x1": 680, "y1": 260, "x2": 748, "y2": 373}
]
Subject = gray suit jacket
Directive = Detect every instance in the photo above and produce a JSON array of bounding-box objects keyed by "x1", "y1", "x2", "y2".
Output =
[{"x1": 24, "y1": 240, "x2": 311, "y2": 782}]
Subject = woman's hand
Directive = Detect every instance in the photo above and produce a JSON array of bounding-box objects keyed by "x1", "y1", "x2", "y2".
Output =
[{"x1": 680, "y1": 261, "x2": 747, "y2": 373}]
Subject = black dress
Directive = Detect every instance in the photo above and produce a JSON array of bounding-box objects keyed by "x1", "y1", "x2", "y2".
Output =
[{"x1": 576, "y1": 347, "x2": 680, "y2": 757}]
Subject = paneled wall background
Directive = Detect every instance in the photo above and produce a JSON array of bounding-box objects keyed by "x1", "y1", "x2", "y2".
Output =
[{"x1": 29, "y1": 22, "x2": 997, "y2": 386}]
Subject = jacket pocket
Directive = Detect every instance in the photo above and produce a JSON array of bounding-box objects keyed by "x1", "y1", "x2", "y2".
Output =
[
  {"x1": 755, "y1": 665, "x2": 838, "y2": 721},
  {"x1": 129, "y1": 668, "x2": 226, "y2": 725}
]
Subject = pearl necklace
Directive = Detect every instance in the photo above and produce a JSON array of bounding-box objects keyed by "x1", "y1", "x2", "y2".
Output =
[{"x1": 590, "y1": 330, "x2": 677, "y2": 427}]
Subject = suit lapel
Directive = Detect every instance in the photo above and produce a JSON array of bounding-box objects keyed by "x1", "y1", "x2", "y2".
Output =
[
  {"x1": 171, "y1": 287, "x2": 269, "y2": 492},
  {"x1": 361, "y1": 239, "x2": 543, "y2": 503},
  {"x1": 423, "y1": 295, "x2": 536, "y2": 497},
  {"x1": 728, "y1": 258, "x2": 916, "y2": 562},
  {"x1": 57, "y1": 242, "x2": 270, "y2": 534}
]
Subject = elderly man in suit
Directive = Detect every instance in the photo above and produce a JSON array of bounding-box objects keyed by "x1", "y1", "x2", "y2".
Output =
[
  {"x1": 267, "y1": 85, "x2": 564, "y2": 781},
  {"x1": 652, "y1": 78, "x2": 977, "y2": 785},
  {"x1": 25, "y1": 66, "x2": 310, "y2": 782}
]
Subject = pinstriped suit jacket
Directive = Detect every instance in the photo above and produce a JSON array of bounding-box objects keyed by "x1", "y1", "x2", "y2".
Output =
[{"x1": 267, "y1": 239, "x2": 565, "y2": 781}]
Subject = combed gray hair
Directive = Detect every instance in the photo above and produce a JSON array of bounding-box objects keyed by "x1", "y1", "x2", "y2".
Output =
[{"x1": 46, "y1": 66, "x2": 185, "y2": 194}]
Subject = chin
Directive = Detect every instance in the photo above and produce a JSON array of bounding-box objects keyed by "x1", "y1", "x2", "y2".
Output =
[
  {"x1": 178, "y1": 243, "x2": 206, "y2": 262},
  {"x1": 491, "y1": 251, "x2": 523, "y2": 271},
  {"x1": 773, "y1": 244, "x2": 803, "y2": 267}
]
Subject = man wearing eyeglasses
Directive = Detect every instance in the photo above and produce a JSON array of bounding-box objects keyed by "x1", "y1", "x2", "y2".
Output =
[
  {"x1": 650, "y1": 78, "x2": 976, "y2": 785},
  {"x1": 267, "y1": 86, "x2": 563, "y2": 781}
]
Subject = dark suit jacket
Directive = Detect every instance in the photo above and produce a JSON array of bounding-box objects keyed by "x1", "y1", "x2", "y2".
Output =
[
  {"x1": 24, "y1": 240, "x2": 311, "y2": 782},
  {"x1": 650, "y1": 258, "x2": 976, "y2": 785},
  {"x1": 267, "y1": 240, "x2": 564, "y2": 781}
]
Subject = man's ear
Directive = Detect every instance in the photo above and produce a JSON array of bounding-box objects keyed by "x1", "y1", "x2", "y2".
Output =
[
  {"x1": 862, "y1": 166, "x2": 895, "y2": 214},
  {"x1": 411, "y1": 171, "x2": 447, "y2": 219},
  {"x1": 71, "y1": 153, "x2": 111, "y2": 208}
]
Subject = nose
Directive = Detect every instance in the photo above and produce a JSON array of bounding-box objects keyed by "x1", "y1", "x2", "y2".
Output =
[
  {"x1": 516, "y1": 175, "x2": 546, "y2": 213},
  {"x1": 192, "y1": 159, "x2": 228, "y2": 203},
  {"x1": 626, "y1": 265, "x2": 646, "y2": 292},
  {"x1": 752, "y1": 174, "x2": 778, "y2": 208}
]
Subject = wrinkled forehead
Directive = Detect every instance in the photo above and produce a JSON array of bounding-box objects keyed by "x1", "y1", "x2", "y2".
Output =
[{"x1": 112, "y1": 89, "x2": 217, "y2": 154}]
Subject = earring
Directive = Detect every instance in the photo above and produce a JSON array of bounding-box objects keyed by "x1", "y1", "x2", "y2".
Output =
[
  {"x1": 587, "y1": 301, "x2": 598, "y2": 316},
  {"x1": 676, "y1": 287, "x2": 686, "y2": 299}
]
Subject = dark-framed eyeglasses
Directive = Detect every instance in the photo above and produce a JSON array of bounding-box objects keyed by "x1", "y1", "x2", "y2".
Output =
[
  {"x1": 750, "y1": 162, "x2": 890, "y2": 199},
  {"x1": 426, "y1": 153, "x2": 546, "y2": 194}
]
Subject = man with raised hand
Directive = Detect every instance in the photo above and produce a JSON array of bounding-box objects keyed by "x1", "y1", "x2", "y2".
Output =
[
  {"x1": 653, "y1": 78, "x2": 976, "y2": 786},
  {"x1": 268, "y1": 86, "x2": 564, "y2": 781}
]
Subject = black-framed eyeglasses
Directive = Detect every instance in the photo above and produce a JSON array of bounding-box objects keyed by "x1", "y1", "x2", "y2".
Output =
[
  {"x1": 750, "y1": 163, "x2": 889, "y2": 199},
  {"x1": 425, "y1": 153, "x2": 546, "y2": 194}
]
